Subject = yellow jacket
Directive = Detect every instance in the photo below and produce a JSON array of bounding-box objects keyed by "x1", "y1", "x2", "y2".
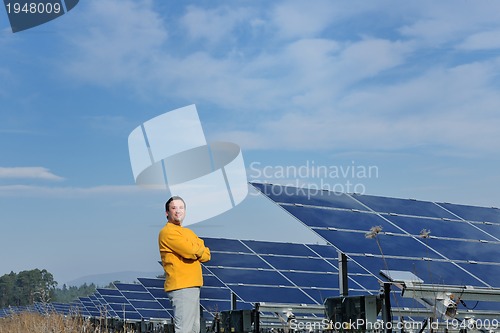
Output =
[{"x1": 158, "y1": 222, "x2": 211, "y2": 292}]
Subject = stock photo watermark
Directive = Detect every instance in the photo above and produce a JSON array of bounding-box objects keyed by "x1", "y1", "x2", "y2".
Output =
[
  {"x1": 3, "y1": 0, "x2": 80, "y2": 33},
  {"x1": 248, "y1": 160, "x2": 379, "y2": 198},
  {"x1": 289, "y1": 318, "x2": 499, "y2": 332}
]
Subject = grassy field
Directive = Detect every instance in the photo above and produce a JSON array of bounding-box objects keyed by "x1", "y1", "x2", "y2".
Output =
[{"x1": 0, "y1": 312, "x2": 112, "y2": 333}]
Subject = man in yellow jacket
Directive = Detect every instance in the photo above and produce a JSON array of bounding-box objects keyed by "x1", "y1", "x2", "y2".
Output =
[{"x1": 159, "y1": 196, "x2": 211, "y2": 333}]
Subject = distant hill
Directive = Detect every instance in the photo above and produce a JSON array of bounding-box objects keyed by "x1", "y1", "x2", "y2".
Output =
[{"x1": 65, "y1": 270, "x2": 160, "y2": 287}]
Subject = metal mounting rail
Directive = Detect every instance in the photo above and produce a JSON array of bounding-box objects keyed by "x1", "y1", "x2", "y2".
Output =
[
  {"x1": 255, "y1": 302, "x2": 326, "y2": 315},
  {"x1": 402, "y1": 283, "x2": 500, "y2": 302}
]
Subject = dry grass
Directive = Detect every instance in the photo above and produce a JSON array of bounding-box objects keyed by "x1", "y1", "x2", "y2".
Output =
[{"x1": 0, "y1": 312, "x2": 104, "y2": 333}]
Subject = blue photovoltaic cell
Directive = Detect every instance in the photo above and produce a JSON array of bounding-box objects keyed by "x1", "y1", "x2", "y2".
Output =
[
  {"x1": 203, "y1": 237, "x2": 252, "y2": 253},
  {"x1": 136, "y1": 278, "x2": 172, "y2": 315},
  {"x1": 91, "y1": 294, "x2": 117, "y2": 317},
  {"x1": 438, "y1": 202, "x2": 500, "y2": 223},
  {"x1": 121, "y1": 310, "x2": 143, "y2": 321},
  {"x1": 115, "y1": 282, "x2": 149, "y2": 292},
  {"x1": 137, "y1": 308, "x2": 170, "y2": 320},
  {"x1": 120, "y1": 291, "x2": 155, "y2": 301},
  {"x1": 108, "y1": 303, "x2": 136, "y2": 312},
  {"x1": 79, "y1": 297, "x2": 100, "y2": 317},
  {"x1": 243, "y1": 239, "x2": 316, "y2": 256},
  {"x1": 97, "y1": 288, "x2": 122, "y2": 296},
  {"x1": 251, "y1": 182, "x2": 368, "y2": 210},
  {"x1": 100, "y1": 295, "x2": 128, "y2": 304},
  {"x1": 51, "y1": 303, "x2": 72, "y2": 315},
  {"x1": 129, "y1": 300, "x2": 164, "y2": 310},
  {"x1": 307, "y1": 244, "x2": 339, "y2": 259},
  {"x1": 283, "y1": 205, "x2": 401, "y2": 232},
  {"x1": 70, "y1": 300, "x2": 90, "y2": 316},
  {"x1": 108, "y1": 302, "x2": 142, "y2": 322},
  {"x1": 207, "y1": 267, "x2": 292, "y2": 286},
  {"x1": 347, "y1": 274, "x2": 381, "y2": 292},
  {"x1": 147, "y1": 288, "x2": 170, "y2": 299},
  {"x1": 110, "y1": 282, "x2": 172, "y2": 320},
  {"x1": 385, "y1": 215, "x2": 497, "y2": 241},
  {"x1": 351, "y1": 255, "x2": 487, "y2": 287},
  {"x1": 261, "y1": 255, "x2": 336, "y2": 272},
  {"x1": 281, "y1": 271, "x2": 338, "y2": 289},
  {"x1": 455, "y1": 262, "x2": 500, "y2": 288},
  {"x1": 156, "y1": 298, "x2": 172, "y2": 310},
  {"x1": 203, "y1": 274, "x2": 226, "y2": 287},
  {"x1": 313, "y1": 229, "x2": 442, "y2": 259},
  {"x1": 200, "y1": 286, "x2": 232, "y2": 300},
  {"x1": 229, "y1": 285, "x2": 316, "y2": 304},
  {"x1": 332, "y1": 257, "x2": 374, "y2": 275},
  {"x1": 352, "y1": 194, "x2": 457, "y2": 219},
  {"x1": 420, "y1": 238, "x2": 500, "y2": 263},
  {"x1": 206, "y1": 252, "x2": 271, "y2": 269},
  {"x1": 472, "y1": 223, "x2": 500, "y2": 241},
  {"x1": 138, "y1": 277, "x2": 164, "y2": 288}
]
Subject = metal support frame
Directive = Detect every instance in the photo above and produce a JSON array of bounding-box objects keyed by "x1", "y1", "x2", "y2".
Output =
[
  {"x1": 254, "y1": 302, "x2": 326, "y2": 330},
  {"x1": 382, "y1": 270, "x2": 500, "y2": 321},
  {"x1": 382, "y1": 282, "x2": 392, "y2": 333},
  {"x1": 402, "y1": 282, "x2": 500, "y2": 302},
  {"x1": 338, "y1": 252, "x2": 349, "y2": 297}
]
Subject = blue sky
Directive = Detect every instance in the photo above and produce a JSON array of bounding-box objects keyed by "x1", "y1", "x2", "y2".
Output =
[{"x1": 1, "y1": 0, "x2": 500, "y2": 286}]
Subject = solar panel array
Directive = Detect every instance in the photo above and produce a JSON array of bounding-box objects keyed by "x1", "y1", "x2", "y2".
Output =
[
  {"x1": 0, "y1": 280, "x2": 173, "y2": 322},
  {"x1": 249, "y1": 182, "x2": 500, "y2": 313},
  {"x1": 2, "y1": 182, "x2": 499, "y2": 324}
]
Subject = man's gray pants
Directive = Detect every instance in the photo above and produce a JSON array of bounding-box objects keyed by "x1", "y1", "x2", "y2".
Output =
[{"x1": 168, "y1": 287, "x2": 201, "y2": 333}]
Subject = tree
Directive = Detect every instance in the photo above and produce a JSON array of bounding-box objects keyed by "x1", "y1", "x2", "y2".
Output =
[
  {"x1": 0, "y1": 271, "x2": 16, "y2": 307},
  {"x1": 0, "y1": 269, "x2": 57, "y2": 307}
]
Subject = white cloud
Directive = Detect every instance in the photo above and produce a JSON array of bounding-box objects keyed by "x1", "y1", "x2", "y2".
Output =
[
  {"x1": 181, "y1": 5, "x2": 253, "y2": 45},
  {"x1": 218, "y1": 56, "x2": 500, "y2": 154},
  {"x1": 457, "y1": 30, "x2": 500, "y2": 51},
  {"x1": 0, "y1": 184, "x2": 160, "y2": 197},
  {"x1": 272, "y1": 0, "x2": 336, "y2": 39},
  {"x1": 60, "y1": 0, "x2": 500, "y2": 156},
  {"x1": 63, "y1": 0, "x2": 167, "y2": 86},
  {"x1": 0, "y1": 167, "x2": 64, "y2": 181},
  {"x1": 398, "y1": 2, "x2": 500, "y2": 47}
]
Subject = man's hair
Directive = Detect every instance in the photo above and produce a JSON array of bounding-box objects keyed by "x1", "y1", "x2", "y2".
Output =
[{"x1": 165, "y1": 196, "x2": 186, "y2": 212}]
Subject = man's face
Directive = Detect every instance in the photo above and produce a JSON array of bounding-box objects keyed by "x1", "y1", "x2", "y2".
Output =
[{"x1": 167, "y1": 199, "x2": 185, "y2": 225}]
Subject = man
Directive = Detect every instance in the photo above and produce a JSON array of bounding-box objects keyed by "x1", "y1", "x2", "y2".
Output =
[{"x1": 158, "y1": 196, "x2": 211, "y2": 333}]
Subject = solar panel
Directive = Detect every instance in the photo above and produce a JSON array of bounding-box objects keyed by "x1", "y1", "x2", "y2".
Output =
[
  {"x1": 136, "y1": 278, "x2": 175, "y2": 318},
  {"x1": 282, "y1": 205, "x2": 401, "y2": 232},
  {"x1": 251, "y1": 183, "x2": 500, "y2": 288},
  {"x1": 385, "y1": 214, "x2": 496, "y2": 240},
  {"x1": 438, "y1": 202, "x2": 500, "y2": 223},
  {"x1": 351, "y1": 193, "x2": 457, "y2": 219},
  {"x1": 96, "y1": 288, "x2": 141, "y2": 321},
  {"x1": 251, "y1": 182, "x2": 366, "y2": 210},
  {"x1": 79, "y1": 297, "x2": 101, "y2": 317},
  {"x1": 204, "y1": 238, "x2": 337, "y2": 309},
  {"x1": 226, "y1": 182, "x2": 500, "y2": 322},
  {"x1": 0, "y1": 308, "x2": 8, "y2": 318},
  {"x1": 94, "y1": 293, "x2": 122, "y2": 319},
  {"x1": 206, "y1": 252, "x2": 272, "y2": 269},
  {"x1": 114, "y1": 282, "x2": 171, "y2": 321},
  {"x1": 70, "y1": 299, "x2": 90, "y2": 317}
]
